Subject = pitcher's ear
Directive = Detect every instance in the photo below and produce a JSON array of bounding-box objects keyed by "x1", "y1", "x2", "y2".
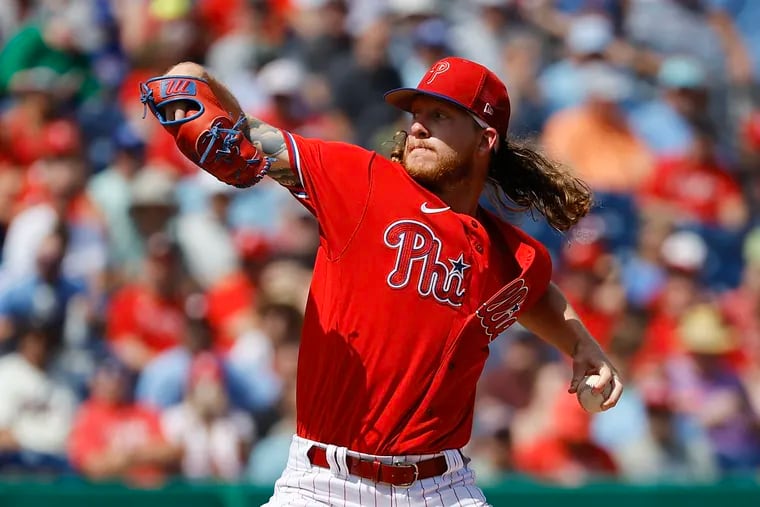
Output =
[{"x1": 479, "y1": 128, "x2": 500, "y2": 154}]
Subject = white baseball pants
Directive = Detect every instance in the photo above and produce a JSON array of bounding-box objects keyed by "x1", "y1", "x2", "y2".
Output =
[{"x1": 261, "y1": 435, "x2": 491, "y2": 506}]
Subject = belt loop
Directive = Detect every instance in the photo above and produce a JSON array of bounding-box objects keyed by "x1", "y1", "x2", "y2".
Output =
[
  {"x1": 335, "y1": 446, "x2": 349, "y2": 478},
  {"x1": 325, "y1": 444, "x2": 349, "y2": 479},
  {"x1": 442, "y1": 449, "x2": 463, "y2": 475}
]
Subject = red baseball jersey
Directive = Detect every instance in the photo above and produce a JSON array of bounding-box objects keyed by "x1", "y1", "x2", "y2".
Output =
[{"x1": 283, "y1": 133, "x2": 552, "y2": 455}]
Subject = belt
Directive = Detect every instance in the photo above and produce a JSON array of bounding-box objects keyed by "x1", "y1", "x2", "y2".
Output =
[{"x1": 306, "y1": 445, "x2": 449, "y2": 487}]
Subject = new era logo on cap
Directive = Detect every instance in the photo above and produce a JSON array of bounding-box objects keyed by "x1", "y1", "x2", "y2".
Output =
[{"x1": 384, "y1": 57, "x2": 511, "y2": 136}]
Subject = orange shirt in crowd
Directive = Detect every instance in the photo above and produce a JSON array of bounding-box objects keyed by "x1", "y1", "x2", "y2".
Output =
[{"x1": 542, "y1": 106, "x2": 653, "y2": 194}]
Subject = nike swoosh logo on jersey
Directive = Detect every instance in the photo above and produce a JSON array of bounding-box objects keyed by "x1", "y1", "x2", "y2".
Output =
[{"x1": 421, "y1": 202, "x2": 451, "y2": 214}]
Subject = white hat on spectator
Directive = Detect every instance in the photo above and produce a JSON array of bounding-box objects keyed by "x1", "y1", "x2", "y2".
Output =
[
  {"x1": 258, "y1": 58, "x2": 306, "y2": 97},
  {"x1": 566, "y1": 14, "x2": 614, "y2": 55},
  {"x1": 130, "y1": 166, "x2": 176, "y2": 207},
  {"x1": 387, "y1": 0, "x2": 439, "y2": 17},
  {"x1": 657, "y1": 56, "x2": 707, "y2": 90},
  {"x1": 661, "y1": 230, "x2": 708, "y2": 273},
  {"x1": 581, "y1": 62, "x2": 633, "y2": 102}
]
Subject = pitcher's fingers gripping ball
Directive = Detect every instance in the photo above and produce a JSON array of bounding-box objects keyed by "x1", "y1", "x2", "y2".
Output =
[
  {"x1": 576, "y1": 374, "x2": 613, "y2": 413},
  {"x1": 140, "y1": 76, "x2": 271, "y2": 187}
]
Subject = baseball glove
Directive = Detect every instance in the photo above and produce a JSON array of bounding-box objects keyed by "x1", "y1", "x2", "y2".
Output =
[{"x1": 140, "y1": 75, "x2": 270, "y2": 188}]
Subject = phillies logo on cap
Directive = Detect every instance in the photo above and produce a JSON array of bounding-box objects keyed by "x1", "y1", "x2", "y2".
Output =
[{"x1": 425, "y1": 61, "x2": 451, "y2": 84}]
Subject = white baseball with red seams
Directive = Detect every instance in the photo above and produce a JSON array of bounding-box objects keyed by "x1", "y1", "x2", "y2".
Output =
[{"x1": 576, "y1": 374, "x2": 613, "y2": 413}]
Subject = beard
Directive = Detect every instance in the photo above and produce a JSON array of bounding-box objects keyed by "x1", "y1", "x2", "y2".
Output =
[{"x1": 403, "y1": 142, "x2": 475, "y2": 192}]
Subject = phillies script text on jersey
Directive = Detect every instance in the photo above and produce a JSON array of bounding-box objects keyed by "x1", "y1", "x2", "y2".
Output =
[{"x1": 281, "y1": 133, "x2": 552, "y2": 455}]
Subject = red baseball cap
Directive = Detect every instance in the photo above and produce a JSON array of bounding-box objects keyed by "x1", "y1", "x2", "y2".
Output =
[
  {"x1": 385, "y1": 57, "x2": 511, "y2": 136},
  {"x1": 188, "y1": 351, "x2": 224, "y2": 387}
]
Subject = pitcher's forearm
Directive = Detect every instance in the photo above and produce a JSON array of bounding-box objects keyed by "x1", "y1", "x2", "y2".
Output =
[{"x1": 517, "y1": 282, "x2": 597, "y2": 356}]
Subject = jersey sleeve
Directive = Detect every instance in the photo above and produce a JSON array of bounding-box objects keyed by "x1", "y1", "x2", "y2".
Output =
[{"x1": 282, "y1": 133, "x2": 375, "y2": 256}]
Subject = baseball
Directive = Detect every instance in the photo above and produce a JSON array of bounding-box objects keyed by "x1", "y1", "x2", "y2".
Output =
[{"x1": 576, "y1": 374, "x2": 612, "y2": 413}]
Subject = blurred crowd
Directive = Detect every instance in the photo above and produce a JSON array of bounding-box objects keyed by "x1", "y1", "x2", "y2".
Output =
[{"x1": 1, "y1": 0, "x2": 760, "y2": 489}]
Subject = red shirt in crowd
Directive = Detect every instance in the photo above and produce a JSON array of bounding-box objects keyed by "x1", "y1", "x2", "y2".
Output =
[
  {"x1": 513, "y1": 392, "x2": 618, "y2": 482},
  {"x1": 205, "y1": 270, "x2": 256, "y2": 353},
  {"x1": 106, "y1": 284, "x2": 185, "y2": 357},
  {"x1": 68, "y1": 399, "x2": 168, "y2": 484},
  {"x1": 639, "y1": 155, "x2": 743, "y2": 226}
]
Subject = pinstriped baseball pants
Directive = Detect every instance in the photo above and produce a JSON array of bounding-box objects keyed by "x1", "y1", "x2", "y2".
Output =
[{"x1": 262, "y1": 435, "x2": 491, "y2": 506}]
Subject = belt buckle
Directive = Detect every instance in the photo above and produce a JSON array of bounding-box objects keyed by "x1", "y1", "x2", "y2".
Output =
[{"x1": 392, "y1": 461, "x2": 419, "y2": 488}]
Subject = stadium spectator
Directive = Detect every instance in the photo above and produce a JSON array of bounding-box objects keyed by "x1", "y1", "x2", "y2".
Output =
[
  {"x1": 537, "y1": 13, "x2": 617, "y2": 114},
  {"x1": 0, "y1": 221, "x2": 99, "y2": 395},
  {"x1": 326, "y1": 17, "x2": 403, "y2": 148},
  {"x1": 68, "y1": 357, "x2": 180, "y2": 485},
  {"x1": 614, "y1": 377, "x2": 718, "y2": 484},
  {"x1": 555, "y1": 219, "x2": 626, "y2": 350},
  {"x1": 135, "y1": 294, "x2": 264, "y2": 413},
  {"x1": 176, "y1": 170, "x2": 240, "y2": 291},
  {"x1": 227, "y1": 299, "x2": 304, "y2": 425},
  {"x1": 1, "y1": 119, "x2": 108, "y2": 294},
  {"x1": 628, "y1": 56, "x2": 709, "y2": 157},
  {"x1": 253, "y1": 57, "x2": 336, "y2": 140},
  {"x1": 0, "y1": 3, "x2": 101, "y2": 101},
  {"x1": 633, "y1": 230, "x2": 711, "y2": 373},
  {"x1": 513, "y1": 388, "x2": 619, "y2": 485},
  {"x1": 161, "y1": 351, "x2": 255, "y2": 481},
  {"x1": 204, "y1": 229, "x2": 270, "y2": 353},
  {"x1": 0, "y1": 316, "x2": 77, "y2": 473},
  {"x1": 86, "y1": 124, "x2": 148, "y2": 279},
  {"x1": 638, "y1": 119, "x2": 748, "y2": 230},
  {"x1": 0, "y1": 222, "x2": 86, "y2": 347},
  {"x1": 669, "y1": 304, "x2": 760, "y2": 473},
  {"x1": 498, "y1": 29, "x2": 549, "y2": 138},
  {"x1": 127, "y1": 167, "x2": 178, "y2": 247},
  {"x1": 541, "y1": 62, "x2": 654, "y2": 194},
  {"x1": 720, "y1": 228, "x2": 760, "y2": 390},
  {"x1": 105, "y1": 233, "x2": 186, "y2": 372}
]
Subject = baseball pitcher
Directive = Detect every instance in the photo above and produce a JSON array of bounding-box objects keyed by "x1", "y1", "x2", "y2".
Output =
[{"x1": 140, "y1": 56, "x2": 623, "y2": 506}]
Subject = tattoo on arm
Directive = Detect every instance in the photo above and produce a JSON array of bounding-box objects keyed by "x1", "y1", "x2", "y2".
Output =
[{"x1": 247, "y1": 117, "x2": 300, "y2": 188}]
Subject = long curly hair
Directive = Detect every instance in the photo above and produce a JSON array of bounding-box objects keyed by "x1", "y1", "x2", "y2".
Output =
[{"x1": 389, "y1": 132, "x2": 592, "y2": 232}]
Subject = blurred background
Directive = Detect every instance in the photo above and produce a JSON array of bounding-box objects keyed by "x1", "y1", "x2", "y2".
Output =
[{"x1": 1, "y1": 0, "x2": 760, "y2": 504}]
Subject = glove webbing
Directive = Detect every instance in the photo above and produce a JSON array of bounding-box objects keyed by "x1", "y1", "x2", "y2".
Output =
[{"x1": 200, "y1": 115, "x2": 274, "y2": 187}]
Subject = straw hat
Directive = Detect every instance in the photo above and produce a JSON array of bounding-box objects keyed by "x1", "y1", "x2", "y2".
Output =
[{"x1": 678, "y1": 304, "x2": 736, "y2": 355}]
